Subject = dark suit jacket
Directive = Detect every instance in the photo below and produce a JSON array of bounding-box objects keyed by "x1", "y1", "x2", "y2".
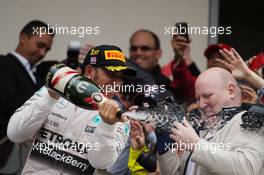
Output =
[{"x1": 0, "y1": 53, "x2": 42, "y2": 136}]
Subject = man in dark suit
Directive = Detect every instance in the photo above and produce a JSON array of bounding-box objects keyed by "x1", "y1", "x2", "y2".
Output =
[{"x1": 0, "y1": 20, "x2": 54, "y2": 174}]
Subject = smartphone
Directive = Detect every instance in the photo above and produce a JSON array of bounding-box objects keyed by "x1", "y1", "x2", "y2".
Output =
[
  {"x1": 248, "y1": 52, "x2": 264, "y2": 71},
  {"x1": 175, "y1": 22, "x2": 189, "y2": 41}
]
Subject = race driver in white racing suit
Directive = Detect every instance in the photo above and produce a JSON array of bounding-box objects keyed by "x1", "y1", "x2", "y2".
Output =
[{"x1": 7, "y1": 45, "x2": 136, "y2": 175}]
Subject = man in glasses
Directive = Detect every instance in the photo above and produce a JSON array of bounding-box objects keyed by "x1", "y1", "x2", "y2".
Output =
[{"x1": 129, "y1": 29, "x2": 172, "y2": 92}]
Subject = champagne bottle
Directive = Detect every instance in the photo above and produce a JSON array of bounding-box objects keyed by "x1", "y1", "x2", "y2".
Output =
[{"x1": 46, "y1": 64, "x2": 105, "y2": 110}]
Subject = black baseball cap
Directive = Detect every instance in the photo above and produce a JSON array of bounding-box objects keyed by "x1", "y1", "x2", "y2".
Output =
[{"x1": 82, "y1": 45, "x2": 136, "y2": 78}]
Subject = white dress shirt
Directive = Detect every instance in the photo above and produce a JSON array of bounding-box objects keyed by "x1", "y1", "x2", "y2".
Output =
[{"x1": 11, "y1": 51, "x2": 37, "y2": 84}]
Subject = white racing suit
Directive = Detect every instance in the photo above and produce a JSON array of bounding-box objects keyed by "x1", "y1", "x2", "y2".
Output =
[{"x1": 7, "y1": 87, "x2": 129, "y2": 175}]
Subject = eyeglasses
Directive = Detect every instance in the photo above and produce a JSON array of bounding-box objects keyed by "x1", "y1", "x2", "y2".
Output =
[{"x1": 129, "y1": 45, "x2": 155, "y2": 52}]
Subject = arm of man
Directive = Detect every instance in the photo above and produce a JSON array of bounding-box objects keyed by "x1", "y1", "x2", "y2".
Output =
[
  {"x1": 218, "y1": 48, "x2": 264, "y2": 89},
  {"x1": 171, "y1": 59, "x2": 196, "y2": 102},
  {"x1": 192, "y1": 113, "x2": 264, "y2": 175},
  {"x1": 87, "y1": 99, "x2": 128, "y2": 169},
  {"x1": 129, "y1": 119, "x2": 182, "y2": 175},
  {"x1": 192, "y1": 138, "x2": 263, "y2": 175},
  {"x1": 0, "y1": 56, "x2": 35, "y2": 123},
  {"x1": 157, "y1": 150, "x2": 182, "y2": 175},
  {"x1": 7, "y1": 86, "x2": 57, "y2": 143},
  {"x1": 170, "y1": 115, "x2": 264, "y2": 175}
]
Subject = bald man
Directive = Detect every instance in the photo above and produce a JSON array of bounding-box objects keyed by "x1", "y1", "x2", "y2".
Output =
[
  {"x1": 195, "y1": 67, "x2": 241, "y2": 126},
  {"x1": 157, "y1": 67, "x2": 264, "y2": 175}
]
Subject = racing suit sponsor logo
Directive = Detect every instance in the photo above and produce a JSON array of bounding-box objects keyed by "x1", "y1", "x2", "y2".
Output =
[
  {"x1": 92, "y1": 115, "x2": 101, "y2": 125},
  {"x1": 31, "y1": 140, "x2": 95, "y2": 174},
  {"x1": 29, "y1": 127, "x2": 102, "y2": 174},
  {"x1": 46, "y1": 118, "x2": 59, "y2": 128},
  {"x1": 14, "y1": 98, "x2": 35, "y2": 113},
  {"x1": 124, "y1": 123, "x2": 130, "y2": 135},
  {"x1": 50, "y1": 112, "x2": 67, "y2": 121},
  {"x1": 85, "y1": 125, "x2": 96, "y2": 134},
  {"x1": 56, "y1": 98, "x2": 69, "y2": 109},
  {"x1": 115, "y1": 123, "x2": 130, "y2": 155},
  {"x1": 38, "y1": 127, "x2": 100, "y2": 154}
]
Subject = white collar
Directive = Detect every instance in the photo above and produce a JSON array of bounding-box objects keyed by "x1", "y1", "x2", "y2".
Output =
[{"x1": 11, "y1": 51, "x2": 36, "y2": 72}]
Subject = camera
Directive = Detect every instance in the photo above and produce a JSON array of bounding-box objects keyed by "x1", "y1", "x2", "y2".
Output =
[{"x1": 136, "y1": 150, "x2": 157, "y2": 172}]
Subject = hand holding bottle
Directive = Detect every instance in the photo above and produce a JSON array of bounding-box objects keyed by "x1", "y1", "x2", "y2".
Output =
[{"x1": 46, "y1": 64, "x2": 124, "y2": 124}]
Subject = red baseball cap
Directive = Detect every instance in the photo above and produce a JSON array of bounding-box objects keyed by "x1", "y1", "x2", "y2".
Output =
[{"x1": 204, "y1": 43, "x2": 232, "y2": 59}]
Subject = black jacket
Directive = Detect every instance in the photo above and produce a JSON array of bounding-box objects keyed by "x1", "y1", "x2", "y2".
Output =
[
  {"x1": 0, "y1": 53, "x2": 42, "y2": 136},
  {"x1": 124, "y1": 60, "x2": 175, "y2": 105},
  {"x1": 150, "y1": 65, "x2": 172, "y2": 90}
]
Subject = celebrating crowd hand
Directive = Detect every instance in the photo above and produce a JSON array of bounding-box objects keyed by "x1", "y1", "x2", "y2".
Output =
[
  {"x1": 171, "y1": 35, "x2": 189, "y2": 52},
  {"x1": 217, "y1": 48, "x2": 252, "y2": 80},
  {"x1": 130, "y1": 120, "x2": 145, "y2": 150},
  {"x1": 183, "y1": 45, "x2": 193, "y2": 66},
  {"x1": 240, "y1": 85, "x2": 257, "y2": 104},
  {"x1": 218, "y1": 48, "x2": 264, "y2": 89},
  {"x1": 170, "y1": 118, "x2": 200, "y2": 153},
  {"x1": 171, "y1": 35, "x2": 192, "y2": 64}
]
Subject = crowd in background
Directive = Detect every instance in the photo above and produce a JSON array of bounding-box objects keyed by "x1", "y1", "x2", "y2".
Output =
[{"x1": 0, "y1": 20, "x2": 264, "y2": 175}]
